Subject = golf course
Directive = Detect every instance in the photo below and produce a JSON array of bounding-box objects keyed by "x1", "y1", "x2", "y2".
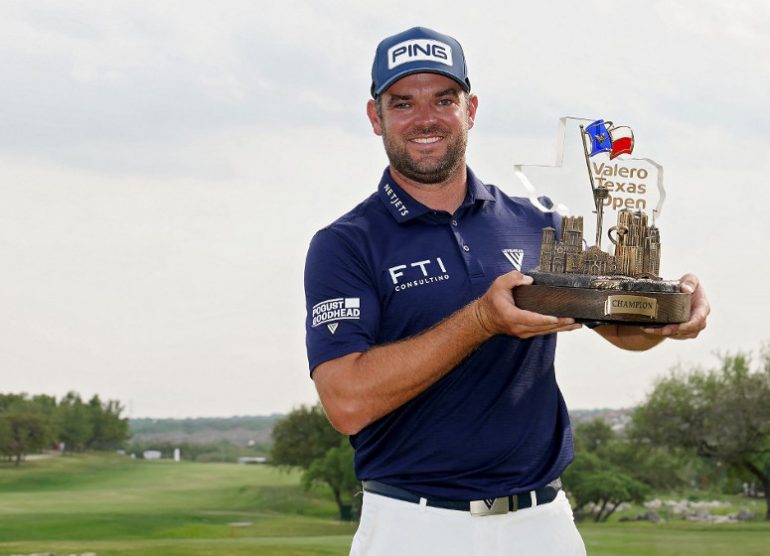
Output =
[{"x1": 0, "y1": 453, "x2": 767, "y2": 555}]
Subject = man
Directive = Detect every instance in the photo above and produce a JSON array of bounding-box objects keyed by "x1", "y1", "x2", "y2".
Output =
[{"x1": 304, "y1": 27, "x2": 709, "y2": 555}]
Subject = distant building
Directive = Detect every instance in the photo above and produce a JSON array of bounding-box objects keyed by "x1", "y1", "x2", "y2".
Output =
[
  {"x1": 238, "y1": 456, "x2": 267, "y2": 464},
  {"x1": 538, "y1": 209, "x2": 661, "y2": 278}
]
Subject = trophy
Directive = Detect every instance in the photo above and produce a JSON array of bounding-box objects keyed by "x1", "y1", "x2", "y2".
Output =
[{"x1": 512, "y1": 118, "x2": 691, "y2": 324}]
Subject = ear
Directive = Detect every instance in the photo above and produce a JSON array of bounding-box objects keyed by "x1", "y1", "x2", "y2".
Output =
[
  {"x1": 467, "y1": 94, "x2": 478, "y2": 130},
  {"x1": 367, "y1": 99, "x2": 384, "y2": 136}
]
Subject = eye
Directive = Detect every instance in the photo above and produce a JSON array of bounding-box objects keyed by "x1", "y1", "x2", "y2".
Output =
[
  {"x1": 393, "y1": 102, "x2": 411, "y2": 109},
  {"x1": 437, "y1": 98, "x2": 454, "y2": 106}
]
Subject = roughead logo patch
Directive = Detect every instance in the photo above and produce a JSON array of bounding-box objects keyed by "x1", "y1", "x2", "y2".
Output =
[
  {"x1": 312, "y1": 298, "x2": 360, "y2": 329},
  {"x1": 387, "y1": 39, "x2": 453, "y2": 70}
]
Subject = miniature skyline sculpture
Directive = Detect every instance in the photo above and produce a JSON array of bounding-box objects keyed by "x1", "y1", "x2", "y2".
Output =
[{"x1": 535, "y1": 119, "x2": 662, "y2": 280}]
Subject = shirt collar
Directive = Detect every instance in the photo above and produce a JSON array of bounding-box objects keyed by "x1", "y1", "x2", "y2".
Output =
[
  {"x1": 377, "y1": 169, "x2": 430, "y2": 223},
  {"x1": 465, "y1": 167, "x2": 496, "y2": 204},
  {"x1": 377, "y1": 166, "x2": 496, "y2": 223}
]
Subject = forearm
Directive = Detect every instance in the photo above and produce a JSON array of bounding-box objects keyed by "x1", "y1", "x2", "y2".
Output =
[
  {"x1": 313, "y1": 300, "x2": 491, "y2": 435},
  {"x1": 313, "y1": 271, "x2": 580, "y2": 434}
]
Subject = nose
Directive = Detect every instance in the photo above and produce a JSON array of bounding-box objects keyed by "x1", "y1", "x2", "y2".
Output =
[{"x1": 413, "y1": 102, "x2": 437, "y2": 125}]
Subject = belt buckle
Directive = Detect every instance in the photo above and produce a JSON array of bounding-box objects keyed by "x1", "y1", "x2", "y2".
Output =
[{"x1": 469, "y1": 497, "x2": 509, "y2": 516}]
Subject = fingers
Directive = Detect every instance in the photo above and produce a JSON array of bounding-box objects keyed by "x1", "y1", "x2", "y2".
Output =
[
  {"x1": 514, "y1": 306, "x2": 570, "y2": 327},
  {"x1": 643, "y1": 274, "x2": 710, "y2": 340},
  {"x1": 517, "y1": 322, "x2": 583, "y2": 339},
  {"x1": 479, "y1": 271, "x2": 581, "y2": 339},
  {"x1": 678, "y1": 273, "x2": 699, "y2": 294},
  {"x1": 673, "y1": 275, "x2": 709, "y2": 338},
  {"x1": 497, "y1": 270, "x2": 534, "y2": 288},
  {"x1": 643, "y1": 324, "x2": 699, "y2": 340}
]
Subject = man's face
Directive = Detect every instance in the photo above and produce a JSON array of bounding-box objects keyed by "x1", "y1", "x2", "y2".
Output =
[{"x1": 367, "y1": 73, "x2": 477, "y2": 185}]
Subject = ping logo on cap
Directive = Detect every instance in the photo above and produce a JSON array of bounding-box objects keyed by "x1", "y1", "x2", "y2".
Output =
[{"x1": 387, "y1": 39, "x2": 453, "y2": 69}]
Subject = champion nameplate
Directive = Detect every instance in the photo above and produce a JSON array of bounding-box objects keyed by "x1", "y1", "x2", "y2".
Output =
[{"x1": 604, "y1": 295, "x2": 658, "y2": 319}]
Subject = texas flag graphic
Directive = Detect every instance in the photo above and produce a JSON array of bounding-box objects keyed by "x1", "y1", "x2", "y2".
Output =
[{"x1": 584, "y1": 119, "x2": 635, "y2": 159}]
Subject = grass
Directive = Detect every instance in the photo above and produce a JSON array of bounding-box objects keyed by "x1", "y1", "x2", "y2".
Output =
[
  {"x1": 580, "y1": 521, "x2": 770, "y2": 556},
  {"x1": 1, "y1": 454, "x2": 768, "y2": 555},
  {"x1": 0, "y1": 453, "x2": 356, "y2": 555}
]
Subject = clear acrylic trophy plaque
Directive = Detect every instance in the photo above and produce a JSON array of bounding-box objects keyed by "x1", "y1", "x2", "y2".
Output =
[{"x1": 511, "y1": 117, "x2": 690, "y2": 325}]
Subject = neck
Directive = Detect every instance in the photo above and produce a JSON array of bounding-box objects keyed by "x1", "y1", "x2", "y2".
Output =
[{"x1": 389, "y1": 165, "x2": 468, "y2": 214}]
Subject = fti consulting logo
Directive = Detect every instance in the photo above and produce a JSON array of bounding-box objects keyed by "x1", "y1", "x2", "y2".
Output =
[
  {"x1": 388, "y1": 257, "x2": 450, "y2": 292},
  {"x1": 312, "y1": 298, "x2": 360, "y2": 334}
]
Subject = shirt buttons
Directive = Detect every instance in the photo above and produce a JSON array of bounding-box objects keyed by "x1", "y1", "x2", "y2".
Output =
[
  {"x1": 451, "y1": 219, "x2": 458, "y2": 227},
  {"x1": 463, "y1": 245, "x2": 470, "y2": 252}
]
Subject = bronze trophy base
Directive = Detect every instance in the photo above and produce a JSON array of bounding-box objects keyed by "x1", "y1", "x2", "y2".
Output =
[{"x1": 513, "y1": 271, "x2": 691, "y2": 325}]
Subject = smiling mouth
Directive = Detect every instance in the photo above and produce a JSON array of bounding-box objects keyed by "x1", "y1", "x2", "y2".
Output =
[{"x1": 410, "y1": 136, "x2": 442, "y2": 144}]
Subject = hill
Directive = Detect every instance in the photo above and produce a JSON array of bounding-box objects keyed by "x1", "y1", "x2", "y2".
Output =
[
  {"x1": 127, "y1": 410, "x2": 635, "y2": 449},
  {"x1": 569, "y1": 407, "x2": 634, "y2": 431},
  {"x1": 129, "y1": 415, "x2": 282, "y2": 447}
]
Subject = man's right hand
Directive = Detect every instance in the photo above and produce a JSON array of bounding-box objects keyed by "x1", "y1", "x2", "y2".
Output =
[{"x1": 474, "y1": 271, "x2": 582, "y2": 339}]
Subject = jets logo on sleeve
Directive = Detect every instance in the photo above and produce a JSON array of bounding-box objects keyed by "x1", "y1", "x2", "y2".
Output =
[{"x1": 312, "y1": 298, "x2": 360, "y2": 334}]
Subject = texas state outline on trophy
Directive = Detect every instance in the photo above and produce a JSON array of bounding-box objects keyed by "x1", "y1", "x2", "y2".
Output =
[{"x1": 511, "y1": 116, "x2": 690, "y2": 325}]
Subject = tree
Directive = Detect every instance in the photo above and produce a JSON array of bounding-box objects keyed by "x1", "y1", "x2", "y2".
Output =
[
  {"x1": 271, "y1": 403, "x2": 359, "y2": 520},
  {"x1": 564, "y1": 451, "x2": 649, "y2": 522},
  {"x1": 0, "y1": 391, "x2": 129, "y2": 463},
  {"x1": 0, "y1": 417, "x2": 13, "y2": 461},
  {"x1": 576, "y1": 418, "x2": 614, "y2": 452},
  {"x1": 631, "y1": 349, "x2": 770, "y2": 519},
  {"x1": 0, "y1": 393, "x2": 27, "y2": 412},
  {"x1": 302, "y1": 438, "x2": 359, "y2": 520},
  {"x1": 581, "y1": 419, "x2": 688, "y2": 494},
  {"x1": 564, "y1": 420, "x2": 653, "y2": 521},
  {"x1": 0, "y1": 408, "x2": 51, "y2": 465},
  {"x1": 56, "y1": 392, "x2": 94, "y2": 452},
  {"x1": 86, "y1": 395, "x2": 129, "y2": 450},
  {"x1": 271, "y1": 404, "x2": 343, "y2": 468}
]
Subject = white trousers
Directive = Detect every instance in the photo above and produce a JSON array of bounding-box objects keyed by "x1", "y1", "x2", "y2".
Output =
[{"x1": 350, "y1": 490, "x2": 586, "y2": 556}]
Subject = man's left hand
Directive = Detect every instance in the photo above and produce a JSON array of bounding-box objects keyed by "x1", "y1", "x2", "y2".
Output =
[{"x1": 643, "y1": 273, "x2": 710, "y2": 340}]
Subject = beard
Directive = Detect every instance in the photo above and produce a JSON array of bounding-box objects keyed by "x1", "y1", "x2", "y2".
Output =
[{"x1": 382, "y1": 124, "x2": 468, "y2": 185}]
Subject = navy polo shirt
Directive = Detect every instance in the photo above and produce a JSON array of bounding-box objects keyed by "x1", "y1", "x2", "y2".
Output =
[{"x1": 304, "y1": 167, "x2": 574, "y2": 500}]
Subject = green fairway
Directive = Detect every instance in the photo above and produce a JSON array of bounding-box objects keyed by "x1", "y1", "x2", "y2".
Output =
[
  {"x1": 0, "y1": 453, "x2": 356, "y2": 555},
  {"x1": 580, "y1": 521, "x2": 770, "y2": 556},
  {"x1": 1, "y1": 453, "x2": 768, "y2": 555}
]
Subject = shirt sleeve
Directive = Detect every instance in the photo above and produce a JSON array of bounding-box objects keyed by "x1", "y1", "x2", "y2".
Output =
[{"x1": 304, "y1": 227, "x2": 381, "y2": 374}]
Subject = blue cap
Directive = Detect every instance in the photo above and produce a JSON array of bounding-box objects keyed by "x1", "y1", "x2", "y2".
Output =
[{"x1": 371, "y1": 27, "x2": 471, "y2": 98}]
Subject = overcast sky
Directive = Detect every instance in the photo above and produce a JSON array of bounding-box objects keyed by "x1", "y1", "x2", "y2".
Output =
[{"x1": 1, "y1": 1, "x2": 768, "y2": 418}]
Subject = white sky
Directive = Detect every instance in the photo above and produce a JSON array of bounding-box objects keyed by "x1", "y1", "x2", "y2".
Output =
[{"x1": 1, "y1": 0, "x2": 768, "y2": 418}]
